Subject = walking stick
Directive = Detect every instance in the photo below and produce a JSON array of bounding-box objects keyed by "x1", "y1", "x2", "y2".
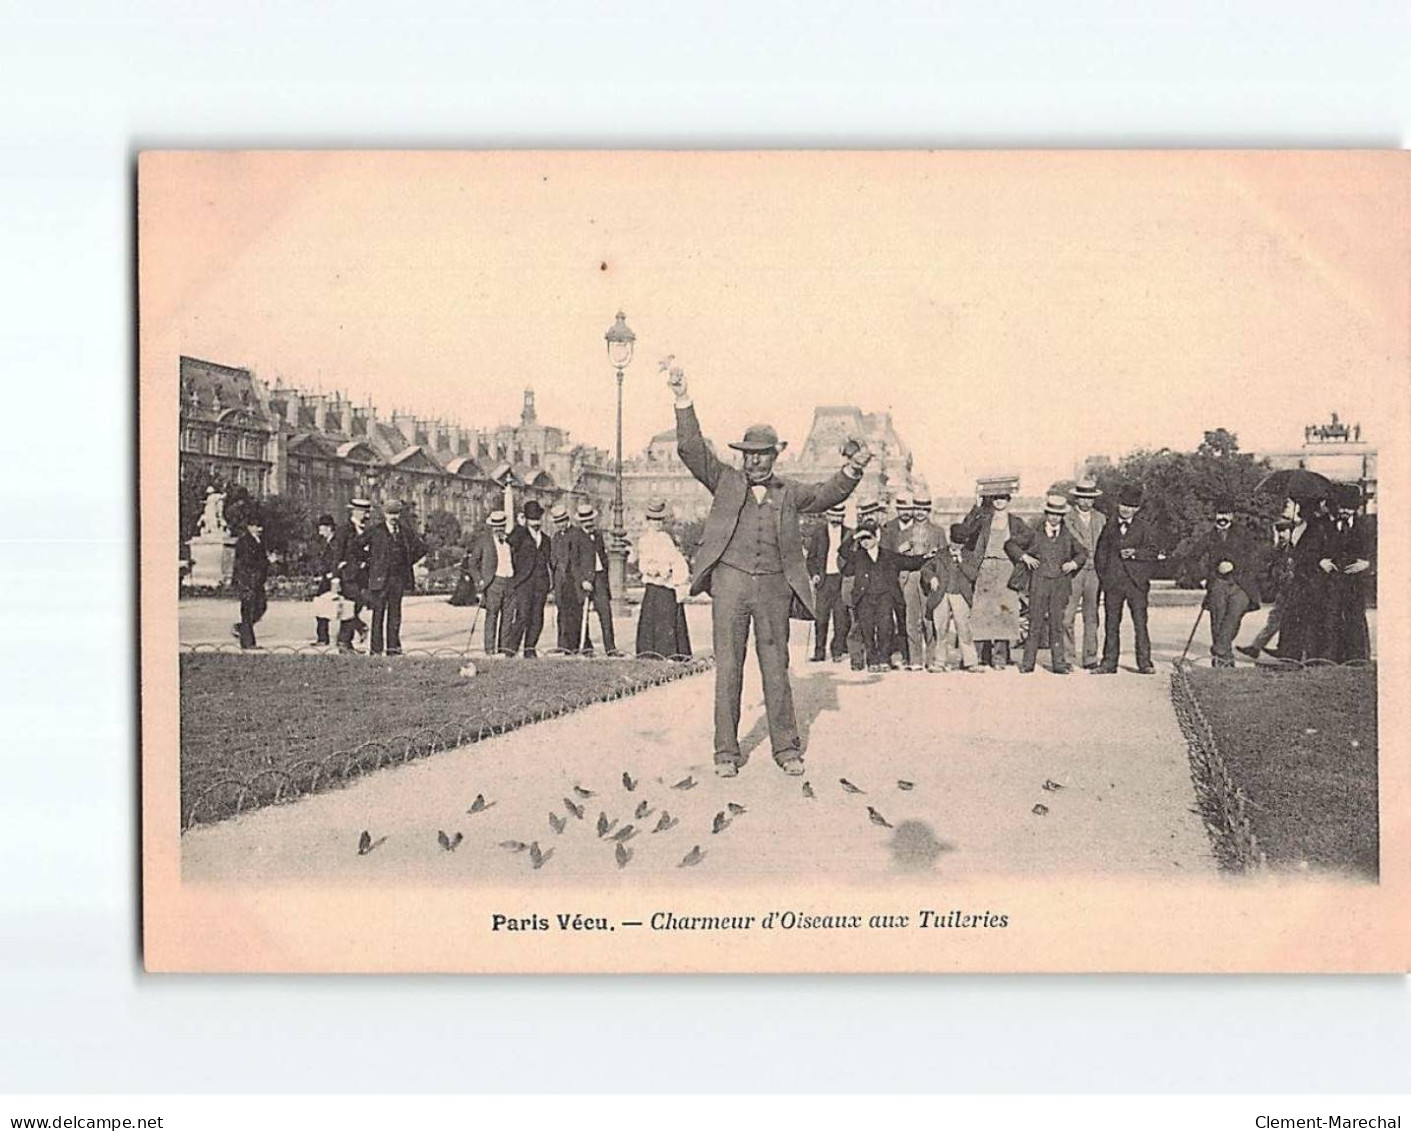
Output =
[
  {"x1": 465, "y1": 595, "x2": 484, "y2": 656},
  {"x1": 1179, "y1": 597, "x2": 1208, "y2": 663},
  {"x1": 580, "y1": 586, "x2": 592, "y2": 655}
]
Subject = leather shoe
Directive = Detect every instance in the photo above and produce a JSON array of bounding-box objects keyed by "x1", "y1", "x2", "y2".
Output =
[
  {"x1": 778, "y1": 757, "x2": 806, "y2": 777},
  {"x1": 714, "y1": 762, "x2": 740, "y2": 779}
]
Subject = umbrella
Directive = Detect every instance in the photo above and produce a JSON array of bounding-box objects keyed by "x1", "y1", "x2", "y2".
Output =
[{"x1": 1255, "y1": 468, "x2": 1333, "y2": 501}]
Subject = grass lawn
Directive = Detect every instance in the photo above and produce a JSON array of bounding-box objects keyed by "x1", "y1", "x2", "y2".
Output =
[
  {"x1": 179, "y1": 653, "x2": 707, "y2": 827},
  {"x1": 1186, "y1": 665, "x2": 1378, "y2": 879}
]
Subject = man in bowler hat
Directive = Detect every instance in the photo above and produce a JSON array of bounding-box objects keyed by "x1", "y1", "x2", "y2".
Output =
[
  {"x1": 362, "y1": 499, "x2": 425, "y2": 656},
  {"x1": 1190, "y1": 496, "x2": 1261, "y2": 667},
  {"x1": 1092, "y1": 483, "x2": 1162, "y2": 674},
  {"x1": 505, "y1": 499, "x2": 553, "y2": 657},
  {"x1": 666, "y1": 362, "x2": 871, "y2": 776},
  {"x1": 231, "y1": 511, "x2": 270, "y2": 650}
]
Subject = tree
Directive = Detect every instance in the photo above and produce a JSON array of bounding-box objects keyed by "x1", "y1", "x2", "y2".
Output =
[
  {"x1": 1198, "y1": 428, "x2": 1240, "y2": 459},
  {"x1": 421, "y1": 509, "x2": 464, "y2": 571}
]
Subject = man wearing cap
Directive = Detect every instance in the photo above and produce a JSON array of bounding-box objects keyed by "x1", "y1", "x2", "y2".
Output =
[
  {"x1": 1092, "y1": 484, "x2": 1162, "y2": 674},
  {"x1": 231, "y1": 511, "x2": 270, "y2": 650},
  {"x1": 841, "y1": 518, "x2": 932, "y2": 671},
  {"x1": 806, "y1": 504, "x2": 851, "y2": 663},
  {"x1": 334, "y1": 498, "x2": 373, "y2": 653},
  {"x1": 1319, "y1": 483, "x2": 1373, "y2": 662},
  {"x1": 1063, "y1": 477, "x2": 1106, "y2": 669},
  {"x1": 921, "y1": 524, "x2": 984, "y2": 672},
  {"x1": 955, "y1": 477, "x2": 1028, "y2": 669},
  {"x1": 666, "y1": 363, "x2": 870, "y2": 776},
  {"x1": 470, "y1": 511, "x2": 517, "y2": 655},
  {"x1": 505, "y1": 499, "x2": 554, "y2": 658},
  {"x1": 843, "y1": 499, "x2": 882, "y2": 670},
  {"x1": 362, "y1": 500, "x2": 426, "y2": 656},
  {"x1": 1189, "y1": 497, "x2": 1262, "y2": 667},
  {"x1": 1006, "y1": 495, "x2": 1087, "y2": 674}
]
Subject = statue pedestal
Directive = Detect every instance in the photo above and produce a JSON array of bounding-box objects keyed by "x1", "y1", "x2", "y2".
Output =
[{"x1": 186, "y1": 536, "x2": 235, "y2": 588}]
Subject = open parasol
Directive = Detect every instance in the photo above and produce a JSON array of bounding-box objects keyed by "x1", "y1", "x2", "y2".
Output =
[{"x1": 1255, "y1": 467, "x2": 1333, "y2": 501}]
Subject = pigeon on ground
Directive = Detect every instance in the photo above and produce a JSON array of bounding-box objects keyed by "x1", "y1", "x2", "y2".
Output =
[
  {"x1": 563, "y1": 796, "x2": 585, "y2": 819},
  {"x1": 802, "y1": 782, "x2": 816, "y2": 799},
  {"x1": 1042, "y1": 779, "x2": 1064, "y2": 792},
  {"x1": 1032, "y1": 803, "x2": 1049, "y2": 817},
  {"x1": 672, "y1": 775, "x2": 697, "y2": 791},
  {"x1": 597, "y1": 812, "x2": 618, "y2": 838},
  {"x1": 727, "y1": 802, "x2": 747, "y2": 816},
  {"x1": 652, "y1": 811, "x2": 678, "y2": 833},
  {"x1": 610, "y1": 824, "x2": 637, "y2": 843},
  {"x1": 574, "y1": 784, "x2": 596, "y2": 799},
  {"x1": 437, "y1": 830, "x2": 464, "y2": 851},
  {"x1": 622, "y1": 772, "x2": 638, "y2": 792},
  {"x1": 467, "y1": 793, "x2": 496, "y2": 815},
  {"x1": 499, "y1": 840, "x2": 529, "y2": 853},
  {"x1": 839, "y1": 778, "x2": 865, "y2": 794},
  {"x1": 634, "y1": 800, "x2": 653, "y2": 820},
  {"x1": 679, "y1": 846, "x2": 705, "y2": 867},
  {"x1": 712, "y1": 811, "x2": 731, "y2": 834},
  {"x1": 896, "y1": 780, "x2": 915, "y2": 791},
  {"x1": 866, "y1": 806, "x2": 893, "y2": 829},
  {"x1": 548, "y1": 812, "x2": 567, "y2": 835},
  {"x1": 530, "y1": 841, "x2": 553, "y2": 869},
  {"x1": 356, "y1": 830, "x2": 386, "y2": 856},
  {"x1": 615, "y1": 842, "x2": 632, "y2": 869}
]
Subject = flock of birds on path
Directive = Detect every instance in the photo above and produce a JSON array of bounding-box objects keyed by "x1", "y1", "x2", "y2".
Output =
[{"x1": 350, "y1": 765, "x2": 1064, "y2": 872}]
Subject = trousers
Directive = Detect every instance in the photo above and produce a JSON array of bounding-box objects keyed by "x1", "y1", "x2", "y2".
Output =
[
  {"x1": 855, "y1": 594, "x2": 896, "y2": 669},
  {"x1": 1063, "y1": 567, "x2": 1101, "y2": 666},
  {"x1": 933, "y1": 591, "x2": 978, "y2": 668},
  {"x1": 709, "y1": 565, "x2": 800, "y2": 766},
  {"x1": 900, "y1": 571, "x2": 934, "y2": 668},
  {"x1": 507, "y1": 580, "x2": 549, "y2": 655},
  {"x1": 1023, "y1": 575, "x2": 1071, "y2": 670},
  {"x1": 582, "y1": 571, "x2": 616, "y2": 654},
  {"x1": 812, "y1": 573, "x2": 849, "y2": 659},
  {"x1": 481, "y1": 577, "x2": 514, "y2": 654},
  {"x1": 368, "y1": 582, "x2": 406, "y2": 654},
  {"x1": 236, "y1": 588, "x2": 267, "y2": 649},
  {"x1": 1100, "y1": 582, "x2": 1152, "y2": 670},
  {"x1": 1205, "y1": 577, "x2": 1251, "y2": 663}
]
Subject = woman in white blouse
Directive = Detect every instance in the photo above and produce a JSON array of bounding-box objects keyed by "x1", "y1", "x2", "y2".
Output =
[{"x1": 633, "y1": 500, "x2": 693, "y2": 659}]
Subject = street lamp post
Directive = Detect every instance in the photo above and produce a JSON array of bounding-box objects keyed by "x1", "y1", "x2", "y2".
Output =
[{"x1": 604, "y1": 311, "x2": 636, "y2": 607}]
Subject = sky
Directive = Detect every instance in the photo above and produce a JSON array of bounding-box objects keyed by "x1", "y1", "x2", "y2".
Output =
[{"x1": 140, "y1": 151, "x2": 1408, "y2": 495}]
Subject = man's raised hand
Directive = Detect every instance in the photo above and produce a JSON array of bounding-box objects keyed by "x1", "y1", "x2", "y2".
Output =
[
  {"x1": 846, "y1": 438, "x2": 873, "y2": 470},
  {"x1": 661, "y1": 357, "x2": 688, "y2": 399}
]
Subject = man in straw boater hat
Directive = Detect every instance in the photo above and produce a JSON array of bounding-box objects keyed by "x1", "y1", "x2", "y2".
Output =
[
  {"x1": 844, "y1": 498, "x2": 884, "y2": 670},
  {"x1": 1005, "y1": 493, "x2": 1087, "y2": 674},
  {"x1": 954, "y1": 474, "x2": 1028, "y2": 669},
  {"x1": 806, "y1": 503, "x2": 852, "y2": 663},
  {"x1": 885, "y1": 486, "x2": 943, "y2": 671},
  {"x1": 1189, "y1": 494, "x2": 1262, "y2": 668},
  {"x1": 665, "y1": 361, "x2": 871, "y2": 777},
  {"x1": 574, "y1": 503, "x2": 618, "y2": 656},
  {"x1": 1092, "y1": 483, "x2": 1162, "y2": 674},
  {"x1": 1062, "y1": 476, "x2": 1106, "y2": 670},
  {"x1": 333, "y1": 496, "x2": 373, "y2": 653},
  {"x1": 470, "y1": 510, "x2": 518, "y2": 655}
]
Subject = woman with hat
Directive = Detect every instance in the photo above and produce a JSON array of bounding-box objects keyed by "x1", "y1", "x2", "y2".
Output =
[
  {"x1": 633, "y1": 500, "x2": 693, "y2": 659},
  {"x1": 954, "y1": 476, "x2": 1028, "y2": 669},
  {"x1": 1005, "y1": 494, "x2": 1087, "y2": 674}
]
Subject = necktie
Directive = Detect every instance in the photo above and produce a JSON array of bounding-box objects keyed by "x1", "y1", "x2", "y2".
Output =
[{"x1": 1120, "y1": 522, "x2": 1129, "y2": 536}]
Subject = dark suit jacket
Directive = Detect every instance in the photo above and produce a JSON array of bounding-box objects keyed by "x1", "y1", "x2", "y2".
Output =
[
  {"x1": 1325, "y1": 516, "x2": 1373, "y2": 572},
  {"x1": 556, "y1": 526, "x2": 599, "y2": 593},
  {"x1": 839, "y1": 542, "x2": 930, "y2": 606},
  {"x1": 232, "y1": 532, "x2": 269, "y2": 593},
  {"x1": 311, "y1": 535, "x2": 340, "y2": 595},
  {"x1": 1191, "y1": 527, "x2": 1262, "y2": 609},
  {"x1": 1006, "y1": 522, "x2": 1088, "y2": 581},
  {"x1": 363, "y1": 522, "x2": 426, "y2": 593},
  {"x1": 508, "y1": 525, "x2": 553, "y2": 591},
  {"x1": 806, "y1": 522, "x2": 852, "y2": 579},
  {"x1": 921, "y1": 548, "x2": 981, "y2": 608},
  {"x1": 466, "y1": 527, "x2": 504, "y2": 591},
  {"x1": 676, "y1": 403, "x2": 859, "y2": 615},
  {"x1": 954, "y1": 505, "x2": 1030, "y2": 555},
  {"x1": 1093, "y1": 511, "x2": 1162, "y2": 594},
  {"x1": 334, "y1": 521, "x2": 370, "y2": 596}
]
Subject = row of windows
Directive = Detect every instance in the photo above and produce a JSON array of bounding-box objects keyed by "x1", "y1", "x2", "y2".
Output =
[{"x1": 182, "y1": 428, "x2": 266, "y2": 460}]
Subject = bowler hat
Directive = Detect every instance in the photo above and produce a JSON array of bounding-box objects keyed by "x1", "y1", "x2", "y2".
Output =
[
  {"x1": 1334, "y1": 482, "x2": 1363, "y2": 509},
  {"x1": 645, "y1": 500, "x2": 667, "y2": 520},
  {"x1": 728, "y1": 423, "x2": 786, "y2": 454},
  {"x1": 857, "y1": 519, "x2": 879, "y2": 536},
  {"x1": 1117, "y1": 484, "x2": 1143, "y2": 508},
  {"x1": 948, "y1": 523, "x2": 967, "y2": 545},
  {"x1": 523, "y1": 500, "x2": 544, "y2": 520},
  {"x1": 1043, "y1": 493, "x2": 1070, "y2": 516},
  {"x1": 1072, "y1": 477, "x2": 1102, "y2": 499},
  {"x1": 384, "y1": 500, "x2": 404, "y2": 516},
  {"x1": 317, "y1": 513, "x2": 336, "y2": 528}
]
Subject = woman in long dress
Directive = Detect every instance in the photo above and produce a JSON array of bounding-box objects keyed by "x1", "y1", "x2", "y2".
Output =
[
  {"x1": 955, "y1": 483, "x2": 1028, "y2": 669},
  {"x1": 634, "y1": 501, "x2": 693, "y2": 660}
]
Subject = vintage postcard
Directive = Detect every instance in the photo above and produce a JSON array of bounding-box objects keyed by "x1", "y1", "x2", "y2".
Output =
[{"x1": 139, "y1": 150, "x2": 1409, "y2": 972}]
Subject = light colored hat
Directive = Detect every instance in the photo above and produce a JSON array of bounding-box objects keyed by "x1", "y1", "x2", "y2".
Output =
[
  {"x1": 728, "y1": 423, "x2": 786, "y2": 453},
  {"x1": 576, "y1": 503, "x2": 597, "y2": 520},
  {"x1": 912, "y1": 491, "x2": 932, "y2": 508},
  {"x1": 550, "y1": 503, "x2": 569, "y2": 521},
  {"x1": 348, "y1": 497, "x2": 372, "y2": 510},
  {"x1": 857, "y1": 499, "x2": 883, "y2": 517},
  {"x1": 645, "y1": 500, "x2": 667, "y2": 520},
  {"x1": 893, "y1": 492, "x2": 913, "y2": 510},
  {"x1": 488, "y1": 510, "x2": 507, "y2": 528},
  {"x1": 826, "y1": 504, "x2": 845, "y2": 518},
  {"x1": 1072, "y1": 477, "x2": 1102, "y2": 499},
  {"x1": 1043, "y1": 493, "x2": 1070, "y2": 516}
]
